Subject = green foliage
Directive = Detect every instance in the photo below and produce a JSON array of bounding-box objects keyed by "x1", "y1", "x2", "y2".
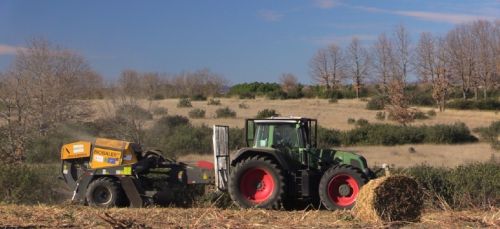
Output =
[
  {"x1": 215, "y1": 107, "x2": 236, "y2": 118},
  {"x1": 366, "y1": 96, "x2": 387, "y2": 110},
  {"x1": 238, "y1": 102, "x2": 249, "y2": 109},
  {"x1": 375, "y1": 111, "x2": 386, "y2": 120},
  {"x1": 317, "y1": 127, "x2": 342, "y2": 147},
  {"x1": 401, "y1": 162, "x2": 500, "y2": 209},
  {"x1": 448, "y1": 99, "x2": 500, "y2": 111},
  {"x1": 255, "y1": 109, "x2": 280, "y2": 119},
  {"x1": 355, "y1": 118, "x2": 369, "y2": 127},
  {"x1": 190, "y1": 94, "x2": 207, "y2": 101},
  {"x1": 177, "y1": 98, "x2": 193, "y2": 108},
  {"x1": 116, "y1": 104, "x2": 153, "y2": 120},
  {"x1": 152, "y1": 107, "x2": 168, "y2": 116},
  {"x1": 0, "y1": 163, "x2": 62, "y2": 204},
  {"x1": 228, "y1": 82, "x2": 282, "y2": 99},
  {"x1": 475, "y1": 121, "x2": 500, "y2": 150},
  {"x1": 207, "y1": 98, "x2": 221, "y2": 105},
  {"x1": 188, "y1": 108, "x2": 206, "y2": 119},
  {"x1": 413, "y1": 111, "x2": 429, "y2": 120},
  {"x1": 427, "y1": 110, "x2": 437, "y2": 117},
  {"x1": 347, "y1": 118, "x2": 356, "y2": 124}
]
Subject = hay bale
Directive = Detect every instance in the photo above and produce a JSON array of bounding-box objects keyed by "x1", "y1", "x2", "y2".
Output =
[{"x1": 354, "y1": 175, "x2": 423, "y2": 223}]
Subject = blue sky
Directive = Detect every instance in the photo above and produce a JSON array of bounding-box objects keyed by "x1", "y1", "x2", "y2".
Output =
[{"x1": 0, "y1": 0, "x2": 498, "y2": 84}]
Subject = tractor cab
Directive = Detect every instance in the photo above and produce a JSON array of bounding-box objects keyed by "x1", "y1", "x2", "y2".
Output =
[{"x1": 246, "y1": 117, "x2": 317, "y2": 149}]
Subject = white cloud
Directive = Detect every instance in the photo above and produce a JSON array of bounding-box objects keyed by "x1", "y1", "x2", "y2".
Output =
[
  {"x1": 313, "y1": 0, "x2": 339, "y2": 9},
  {"x1": 351, "y1": 5, "x2": 495, "y2": 24},
  {"x1": 0, "y1": 44, "x2": 24, "y2": 55},
  {"x1": 257, "y1": 9, "x2": 284, "y2": 22},
  {"x1": 394, "y1": 10, "x2": 495, "y2": 24}
]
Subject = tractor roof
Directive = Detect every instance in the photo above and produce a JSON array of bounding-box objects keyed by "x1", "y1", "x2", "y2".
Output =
[{"x1": 253, "y1": 116, "x2": 315, "y2": 123}]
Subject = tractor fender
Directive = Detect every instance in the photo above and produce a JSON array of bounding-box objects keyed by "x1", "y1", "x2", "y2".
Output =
[{"x1": 231, "y1": 148, "x2": 290, "y2": 171}]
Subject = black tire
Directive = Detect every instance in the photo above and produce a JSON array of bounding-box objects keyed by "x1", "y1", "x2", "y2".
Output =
[
  {"x1": 228, "y1": 156, "x2": 286, "y2": 209},
  {"x1": 319, "y1": 164, "x2": 367, "y2": 210},
  {"x1": 86, "y1": 177, "x2": 127, "y2": 207}
]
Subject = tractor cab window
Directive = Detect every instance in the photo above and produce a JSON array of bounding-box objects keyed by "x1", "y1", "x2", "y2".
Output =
[{"x1": 253, "y1": 122, "x2": 305, "y2": 148}]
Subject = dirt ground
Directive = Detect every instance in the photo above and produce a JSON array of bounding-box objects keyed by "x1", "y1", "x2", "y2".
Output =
[{"x1": 0, "y1": 204, "x2": 497, "y2": 228}]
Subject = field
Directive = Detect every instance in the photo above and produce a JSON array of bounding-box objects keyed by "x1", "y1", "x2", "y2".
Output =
[
  {"x1": 0, "y1": 204, "x2": 498, "y2": 228},
  {"x1": 94, "y1": 98, "x2": 500, "y2": 167}
]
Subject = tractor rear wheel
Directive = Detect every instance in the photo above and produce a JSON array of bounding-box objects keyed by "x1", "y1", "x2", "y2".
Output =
[
  {"x1": 319, "y1": 165, "x2": 367, "y2": 210},
  {"x1": 228, "y1": 156, "x2": 286, "y2": 209},
  {"x1": 86, "y1": 177, "x2": 127, "y2": 207}
]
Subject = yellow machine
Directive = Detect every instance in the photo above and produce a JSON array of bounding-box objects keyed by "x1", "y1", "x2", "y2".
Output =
[
  {"x1": 61, "y1": 138, "x2": 138, "y2": 169},
  {"x1": 60, "y1": 138, "x2": 214, "y2": 207}
]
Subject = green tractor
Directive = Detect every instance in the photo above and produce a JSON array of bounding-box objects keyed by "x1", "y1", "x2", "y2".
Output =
[{"x1": 214, "y1": 117, "x2": 374, "y2": 210}]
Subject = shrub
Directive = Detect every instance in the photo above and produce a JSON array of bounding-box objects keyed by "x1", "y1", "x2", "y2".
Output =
[
  {"x1": 0, "y1": 163, "x2": 62, "y2": 204},
  {"x1": 366, "y1": 96, "x2": 387, "y2": 110},
  {"x1": 427, "y1": 110, "x2": 436, "y2": 117},
  {"x1": 401, "y1": 162, "x2": 500, "y2": 209},
  {"x1": 356, "y1": 118, "x2": 369, "y2": 126},
  {"x1": 347, "y1": 118, "x2": 356, "y2": 124},
  {"x1": 256, "y1": 109, "x2": 280, "y2": 119},
  {"x1": 215, "y1": 107, "x2": 236, "y2": 118},
  {"x1": 423, "y1": 123, "x2": 477, "y2": 144},
  {"x1": 116, "y1": 104, "x2": 153, "y2": 120},
  {"x1": 475, "y1": 121, "x2": 500, "y2": 150},
  {"x1": 448, "y1": 99, "x2": 500, "y2": 111},
  {"x1": 188, "y1": 108, "x2": 206, "y2": 119},
  {"x1": 375, "y1": 111, "x2": 385, "y2": 120},
  {"x1": 190, "y1": 94, "x2": 207, "y2": 101},
  {"x1": 207, "y1": 98, "x2": 221, "y2": 105},
  {"x1": 413, "y1": 111, "x2": 428, "y2": 120},
  {"x1": 317, "y1": 127, "x2": 342, "y2": 147},
  {"x1": 328, "y1": 98, "x2": 338, "y2": 103},
  {"x1": 152, "y1": 107, "x2": 168, "y2": 116},
  {"x1": 177, "y1": 98, "x2": 192, "y2": 108},
  {"x1": 238, "y1": 103, "x2": 249, "y2": 109},
  {"x1": 153, "y1": 94, "x2": 165, "y2": 100}
]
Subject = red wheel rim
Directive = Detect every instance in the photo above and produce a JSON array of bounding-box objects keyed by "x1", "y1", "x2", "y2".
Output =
[
  {"x1": 327, "y1": 174, "x2": 359, "y2": 207},
  {"x1": 239, "y1": 168, "x2": 275, "y2": 203}
]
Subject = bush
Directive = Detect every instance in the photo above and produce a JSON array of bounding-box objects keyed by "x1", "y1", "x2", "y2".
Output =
[
  {"x1": 190, "y1": 94, "x2": 207, "y2": 101},
  {"x1": 215, "y1": 107, "x2": 236, "y2": 118},
  {"x1": 328, "y1": 97, "x2": 338, "y2": 103},
  {"x1": 347, "y1": 118, "x2": 356, "y2": 124},
  {"x1": 177, "y1": 98, "x2": 193, "y2": 108},
  {"x1": 238, "y1": 102, "x2": 249, "y2": 109},
  {"x1": 427, "y1": 110, "x2": 436, "y2": 117},
  {"x1": 0, "y1": 163, "x2": 63, "y2": 204},
  {"x1": 116, "y1": 104, "x2": 153, "y2": 120},
  {"x1": 366, "y1": 96, "x2": 387, "y2": 110},
  {"x1": 375, "y1": 111, "x2": 385, "y2": 120},
  {"x1": 207, "y1": 98, "x2": 221, "y2": 106},
  {"x1": 152, "y1": 107, "x2": 168, "y2": 116},
  {"x1": 317, "y1": 127, "x2": 342, "y2": 147},
  {"x1": 256, "y1": 109, "x2": 279, "y2": 119},
  {"x1": 356, "y1": 118, "x2": 369, "y2": 127},
  {"x1": 448, "y1": 99, "x2": 500, "y2": 111},
  {"x1": 475, "y1": 121, "x2": 500, "y2": 150},
  {"x1": 413, "y1": 111, "x2": 428, "y2": 120},
  {"x1": 188, "y1": 108, "x2": 206, "y2": 119},
  {"x1": 401, "y1": 162, "x2": 500, "y2": 209}
]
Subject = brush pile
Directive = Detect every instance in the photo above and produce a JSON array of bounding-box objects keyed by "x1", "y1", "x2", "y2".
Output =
[{"x1": 354, "y1": 175, "x2": 423, "y2": 223}]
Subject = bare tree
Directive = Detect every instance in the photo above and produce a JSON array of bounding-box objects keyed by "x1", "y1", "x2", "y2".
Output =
[
  {"x1": 446, "y1": 24, "x2": 476, "y2": 99},
  {"x1": 0, "y1": 38, "x2": 92, "y2": 163},
  {"x1": 392, "y1": 25, "x2": 412, "y2": 85},
  {"x1": 372, "y1": 33, "x2": 395, "y2": 93},
  {"x1": 347, "y1": 37, "x2": 370, "y2": 98},
  {"x1": 279, "y1": 73, "x2": 298, "y2": 93},
  {"x1": 310, "y1": 44, "x2": 346, "y2": 91},
  {"x1": 415, "y1": 33, "x2": 451, "y2": 111},
  {"x1": 471, "y1": 20, "x2": 496, "y2": 99}
]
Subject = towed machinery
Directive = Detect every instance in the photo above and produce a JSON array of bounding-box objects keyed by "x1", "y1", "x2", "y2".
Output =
[{"x1": 60, "y1": 117, "x2": 373, "y2": 209}]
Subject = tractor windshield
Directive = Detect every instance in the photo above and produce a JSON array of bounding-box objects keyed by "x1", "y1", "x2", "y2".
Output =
[{"x1": 253, "y1": 123, "x2": 305, "y2": 148}]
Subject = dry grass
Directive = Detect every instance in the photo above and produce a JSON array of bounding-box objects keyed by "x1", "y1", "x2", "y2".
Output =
[
  {"x1": 90, "y1": 98, "x2": 500, "y2": 130},
  {"x1": 0, "y1": 204, "x2": 497, "y2": 228}
]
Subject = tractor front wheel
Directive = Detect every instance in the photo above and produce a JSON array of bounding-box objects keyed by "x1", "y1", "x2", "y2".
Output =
[
  {"x1": 86, "y1": 177, "x2": 127, "y2": 207},
  {"x1": 228, "y1": 156, "x2": 286, "y2": 209},
  {"x1": 319, "y1": 165, "x2": 367, "y2": 210}
]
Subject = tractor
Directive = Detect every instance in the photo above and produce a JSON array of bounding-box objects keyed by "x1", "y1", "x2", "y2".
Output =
[{"x1": 214, "y1": 117, "x2": 374, "y2": 210}]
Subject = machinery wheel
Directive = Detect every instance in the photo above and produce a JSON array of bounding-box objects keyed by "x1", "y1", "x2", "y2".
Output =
[
  {"x1": 86, "y1": 177, "x2": 127, "y2": 207},
  {"x1": 319, "y1": 165, "x2": 367, "y2": 210},
  {"x1": 228, "y1": 156, "x2": 286, "y2": 209}
]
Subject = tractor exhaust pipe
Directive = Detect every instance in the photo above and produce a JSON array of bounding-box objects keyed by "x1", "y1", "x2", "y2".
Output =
[{"x1": 213, "y1": 125, "x2": 230, "y2": 191}]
